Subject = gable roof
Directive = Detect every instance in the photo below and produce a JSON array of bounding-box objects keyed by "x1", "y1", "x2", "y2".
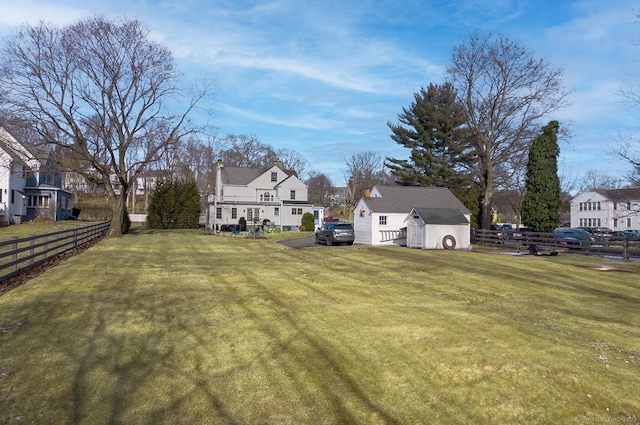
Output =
[
  {"x1": 408, "y1": 207, "x2": 470, "y2": 225},
  {"x1": 363, "y1": 186, "x2": 470, "y2": 214},
  {"x1": 220, "y1": 164, "x2": 297, "y2": 186},
  {"x1": 0, "y1": 127, "x2": 35, "y2": 167},
  {"x1": 592, "y1": 188, "x2": 640, "y2": 202}
]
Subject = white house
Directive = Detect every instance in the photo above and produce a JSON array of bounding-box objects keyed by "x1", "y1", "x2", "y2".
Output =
[
  {"x1": 571, "y1": 188, "x2": 640, "y2": 230},
  {"x1": 353, "y1": 185, "x2": 471, "y2": 249},
  {"x1": 207, "y1": 161, "x2": 313, "y2": 231},
  {"x1": 0, "y1": 127, "x2": 74, "y2": 225}
]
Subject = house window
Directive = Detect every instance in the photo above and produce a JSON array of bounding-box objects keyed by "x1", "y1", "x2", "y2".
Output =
[
  {"x1": 290, "y1": 190, "x2": 296, "y2": 200},
  {"x1": 28, "y1": 195, "x2": 50, "y2": 208},
  {"x1": 613, "y1": 218, "x2": 618, "y2": 228},
  {"x1": 379, "y1": 216, "x2": 388, "y2": 225},
  {"x1": 613, "y1": 202, "x2": 617, "y2": 210},
  {"x1": 271, "y1": 172, "x2": 277, "y2": 182},
  {"x1": 627, "y1": 202, "x2": 631, "y2": 210},
  {"x1": 579, "y1": 203, "x2": 583, "y2": 211},
  {"x1": 260, "y1": 192, "x2": 274, "y2": 202},
  {"x1": 247, "y1": 208, "x2": 253, "y2": 221},
  {"x1": 216, "y1": 207, "x2": 222, "y2": 219},
  {"x1": 231, "y1": 208, "x2": 237, "y2": 219},
  {"x1": 291, "y1": 208, "x2": 303, "y2": 215},
  {"x1": 274, "y1": 207, "x2": 279, "y2": 216},
  {"x1": 627, "y1": 218, "x2": 632, "y2": 228}
]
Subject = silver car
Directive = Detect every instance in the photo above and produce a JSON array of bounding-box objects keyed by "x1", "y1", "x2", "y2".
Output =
[{"x1": 315, "y1": 222, "x2": 355, "y2": 246}]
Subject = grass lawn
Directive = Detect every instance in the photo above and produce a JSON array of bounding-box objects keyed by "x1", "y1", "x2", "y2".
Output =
[{"x1": 0, "y1": 229, "x2": 639, "y2": 425}]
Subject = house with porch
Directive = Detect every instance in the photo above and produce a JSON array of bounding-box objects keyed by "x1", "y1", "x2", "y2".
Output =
[
  {"x1": 353, "y1": 185, "x2": 471, "y2": 249},
  {"x1": 570, "y1": 188, "x2": 640, "y2": 230},
  {"x1": 0, "y1": 127, "x2": 74, "y2": 225},
  {"x1": 206, "y1": 161, "x2": 313, "y2": 231}
]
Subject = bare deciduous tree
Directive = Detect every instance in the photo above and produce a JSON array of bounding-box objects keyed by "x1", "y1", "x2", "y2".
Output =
[
  {"x1": 447, "y1": 34, "x2": 568, "y2": 229},
  {"x1": 219, "y1": 134, "x2": 277, "y2": 168},
  {"x1": 305, "y1": 171, "x2": 334, "y2": 205},
  {"x1": 0, "y1": 16, "x2": 210, "y2": 236},
  {"x1": 275, "y1": 148, "x2": 309, "y2": 180},
  {"x1": 577, "y1": 170, "x2": 628, "y2": 192},
  {"x1": 344, "y1": 151, "x2": 390, "y2": 205}
]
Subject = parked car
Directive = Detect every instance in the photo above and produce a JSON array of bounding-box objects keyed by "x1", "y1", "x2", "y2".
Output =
[
  {"x1": 315, "y1": 222, "x2": 355, "y2": 246},
  {"x1": 502, "y1": 227, "x2": 533, "y2": 243},
  {"x1": 610, "y1": 230, "x2": 640, "y2": 240},
  {"x1": 578, "y1": 226, "x2": 614, "y2": 240},
  {"x1": 553, "y1": 228, "x2": 595, "y2": 247}
]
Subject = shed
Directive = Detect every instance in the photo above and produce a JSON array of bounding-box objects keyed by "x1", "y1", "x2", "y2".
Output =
[{"x1": 405, "y1": 207, "x2": 471, "y2": 250}]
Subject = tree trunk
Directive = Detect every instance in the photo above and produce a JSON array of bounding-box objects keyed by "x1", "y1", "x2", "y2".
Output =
[
  {"x1": 480, "y1": 163, "x2": 494, "y2": 230},
  {"x1": 108, "y1": 192, "x2": 127, "y2": 237}
]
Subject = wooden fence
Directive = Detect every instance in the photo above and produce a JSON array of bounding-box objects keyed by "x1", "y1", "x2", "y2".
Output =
[
  {"x1": 473, "y1": 229, "x2": 640, "y2": 261},
  {"x1": 0, "y1": 221, "x2": 110, "y2": 283}
]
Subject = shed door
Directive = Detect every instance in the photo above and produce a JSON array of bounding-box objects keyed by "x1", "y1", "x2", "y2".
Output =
[{"x1": 409, "y1": 220, "x2": 423, "y2": 248}]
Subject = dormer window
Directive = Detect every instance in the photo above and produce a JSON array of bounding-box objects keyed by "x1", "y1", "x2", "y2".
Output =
[{"x1": 260, "y1": 192, "x2": 274, "y2": 202}]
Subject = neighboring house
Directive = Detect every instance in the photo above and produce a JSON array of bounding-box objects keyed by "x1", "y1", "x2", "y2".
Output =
[
  {"x1": 327, "y1": 186, "x2": 349, "y2": 206},
  {"x1": 0, "y1": 127, "x2": 74, "y2": 225},
  {"x1": 207, "y1": 161, "x2": 312, "y2": 231},
  {"x1": 570, "y1": 188, "x2": 640, "y2": 230},
  {"x1": 353, "y1": 185, "x2": 471, "y2": 249}
]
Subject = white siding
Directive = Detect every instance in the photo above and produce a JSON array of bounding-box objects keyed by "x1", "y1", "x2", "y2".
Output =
[
  {"x1": 353, "y1": 199, "x2": 373, "y2": 244},
  {"x1": 570, "y1": 191, "x2": 610, "y2": 228},
  {"x1": 371, "y1": 213, "x2": 406, "y2": 245},
  {"x1": 570, "y1": 191, "x2": 640, "y2": 230},
  {"x1": 209, "y1": 165, "x2": 311, "y2": 230}
]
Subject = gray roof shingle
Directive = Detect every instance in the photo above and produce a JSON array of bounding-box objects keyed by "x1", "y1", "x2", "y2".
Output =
[
  {"x1": 364, "y1": 186, "x2": 470, "y2": 214},
  {"x1": 220, "y1": 165, "x2": 296, "y2": 186},
  {"x1": 411, "y1": 207, "x2": 470, "y2": 225}
]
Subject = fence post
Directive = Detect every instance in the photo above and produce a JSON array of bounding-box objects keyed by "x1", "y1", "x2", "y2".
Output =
[
  {"x1": 43, "y1": 232, "x2": 49, "y2": 261},
  {"x1": 12, "y1": 236, "x2": 18, "y2": 274},
  {"x1": 30, "y1": 234, "x2": 35, "y2": 266},
  {"x1": 623, "y1": 236, "x2": 629, "y2": 261}
]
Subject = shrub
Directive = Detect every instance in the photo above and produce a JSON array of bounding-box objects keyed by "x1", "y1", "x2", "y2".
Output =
[{"x1": 301, "y1": 212, "x2": 315, "y2": 232}]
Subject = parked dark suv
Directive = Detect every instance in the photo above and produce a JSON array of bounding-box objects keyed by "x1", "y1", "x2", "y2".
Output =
[{"x1": 315, "y1": 222, "x2": 355, "y2": 246}]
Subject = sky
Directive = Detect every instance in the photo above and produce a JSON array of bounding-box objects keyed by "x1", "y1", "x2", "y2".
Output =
[{"x1": 0, "y1": 0, "x2": 639, "y2": 189}]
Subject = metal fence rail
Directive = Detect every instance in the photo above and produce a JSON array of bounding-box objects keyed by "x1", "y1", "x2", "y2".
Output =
[{"x1": 0, "y1": 221, "x2": 110, "y2": 283}]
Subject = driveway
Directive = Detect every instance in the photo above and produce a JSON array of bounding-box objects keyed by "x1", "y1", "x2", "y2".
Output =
[{"x1": 276, "y1": 235, "x2": 317, "y2": 249}]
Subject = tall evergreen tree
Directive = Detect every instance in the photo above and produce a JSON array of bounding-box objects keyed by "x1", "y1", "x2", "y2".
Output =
[
  {"x1": 520, "y1": 121, "x2": 561, "y2": 232},
  {"x1": 147, "y1": 178, "x2": 201, "y2": 229},
  {"x1": 385, "y1": 83, "x2": 473, "y2": 190}
]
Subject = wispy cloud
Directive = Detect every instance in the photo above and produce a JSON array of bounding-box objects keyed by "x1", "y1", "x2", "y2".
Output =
[{"x1": 1, "y1": 0, "x2": 639, "y2": 183}]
